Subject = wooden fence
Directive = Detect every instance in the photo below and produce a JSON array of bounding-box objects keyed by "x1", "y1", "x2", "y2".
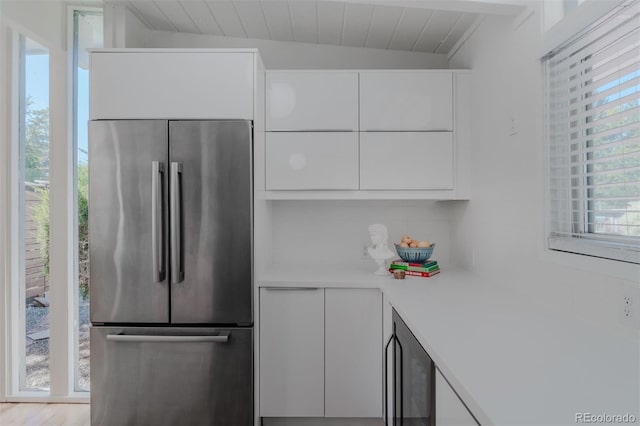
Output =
[{"x1": 25, "y1": 189, "x2": 47, "y2": 299}]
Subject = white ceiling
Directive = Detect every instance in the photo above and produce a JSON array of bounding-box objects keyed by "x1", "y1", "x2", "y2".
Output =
[{"x1": 110, "y1": 0, "x2": 494, "y2": 54}]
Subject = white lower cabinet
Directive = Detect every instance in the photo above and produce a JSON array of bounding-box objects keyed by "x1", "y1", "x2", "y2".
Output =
[
  {"x1": 436, "y1": 369, "x2": 478, "y2": 426},
  {"x1": 266, "y1": 132, "x2": 359, "y2": 190},
  {"x1": 360, "y1": 132, "x2": 454, "y2": 190},
  {"x1": 325, "y1": 289, "x2": 382, "y2": 417},
  {"x1": 260, "y1": 287, "x2": 382, "y2": 419},
  {"x1": 260, "y1": 288, "x2": 325, "y2": 417}
]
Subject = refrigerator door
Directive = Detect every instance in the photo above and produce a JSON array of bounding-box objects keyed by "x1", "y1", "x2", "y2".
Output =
[
  {"x1": 89, "y1": 120, "x2": 170, "y2": 324},
  {"x1": 91, "y1": 326, "x2": 253, "y2": 426},
  {"x1": 169, "y1": 121, "x2": 253, "y2": 325}
]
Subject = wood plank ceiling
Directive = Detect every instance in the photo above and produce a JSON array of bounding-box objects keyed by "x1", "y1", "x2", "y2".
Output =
[{"x1": 113, "y1": 0, "x2": 481, "y2": 54}]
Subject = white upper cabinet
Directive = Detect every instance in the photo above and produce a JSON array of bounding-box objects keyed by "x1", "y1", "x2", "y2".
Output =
[
  {"x1": 266, "y1": 132, "x2": 359, "y2": 190},
  {"x1": 266, "y1": 72, "x2": 358, "y2": 131},
  {"x1": 360, "y1": 72, "x2": 453, "y2": 131},
  {"x1": 90, "y1": 51, "x2": 255, "y2": 120},
  {"x1": 360, "y1": 132, "x2": 453, "y2": 190},
  {"x1": 259, "y1": 69, "x2": 470, "y2": 199}
]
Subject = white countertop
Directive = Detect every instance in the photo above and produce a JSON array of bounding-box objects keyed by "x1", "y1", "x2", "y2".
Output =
[
  {"x1": 259, "y1": 264, "x2": 640, "y2": 425},
  {"x1": 259, "y1": 262, "x2": 396, "y2": 288}
]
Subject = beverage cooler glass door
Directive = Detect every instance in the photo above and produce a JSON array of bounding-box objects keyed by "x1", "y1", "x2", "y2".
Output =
[
  {"x1": 89, "y1": 120, "x2": 170, "y2": 324},
  {"x1": 392, "y1": 309, "x2": 435, "y2": 426},
  {"x1": 169, "y1": 121, "x2": 253, "y2": 325}
]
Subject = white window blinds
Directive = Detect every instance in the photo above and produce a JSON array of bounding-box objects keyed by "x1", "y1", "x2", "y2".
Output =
[{"x1": 545, "y1": 0, "x2": 640, "y2": 264}]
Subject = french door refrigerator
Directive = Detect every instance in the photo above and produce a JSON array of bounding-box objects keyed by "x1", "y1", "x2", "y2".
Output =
[{"x1": 89, "y1": 120, "x2": 253, "y2": 426}]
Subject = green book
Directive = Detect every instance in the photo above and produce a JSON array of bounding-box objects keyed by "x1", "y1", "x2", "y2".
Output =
[{"x1": 389, "y1": 263, "x2": 440, "y2": 273}]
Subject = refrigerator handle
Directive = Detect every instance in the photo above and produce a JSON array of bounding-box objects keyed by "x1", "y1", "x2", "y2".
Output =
[
  {"x1": 151, "y1": 161, "x2": 166, "y2": 282},
  {"x1": 170, "y1": 162, "x2": 184, "y2": 284},
  {"x1": 107, "y1": 331, "x2": 230, "y2": 343}
]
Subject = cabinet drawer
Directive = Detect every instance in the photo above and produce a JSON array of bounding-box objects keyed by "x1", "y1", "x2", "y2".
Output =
[
  {"x1": 267, "y1": 72, "x2": 358, "y2": 131},
  {"x1": 360, "y1": 72, "x2": 453, "y2": 131},
  {"x1": 266, "y1": 133, "x2": 359, "y2": 190},
  {"x1": 360, "y1": 132, "x2": 453, "y2": 190},
  {"x1": 90, "y1": 52, "x2": 254, "y2": 119}
]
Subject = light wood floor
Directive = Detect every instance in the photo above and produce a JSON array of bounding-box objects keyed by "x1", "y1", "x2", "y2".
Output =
[{"x1": 0, "y1": 403, "x2": 89, "y2": 426}]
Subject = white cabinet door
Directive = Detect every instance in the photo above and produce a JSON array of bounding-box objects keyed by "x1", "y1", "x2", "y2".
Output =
[
  {"x1": 90, "y1": 52, "x2": 254, "y2": 119},
  {"x1": 360, "y1": 132, "x2": 453, "y2": 190},
  {"x1": 266, "y1": 132, "x2": 359, "y2": 190},
  {"x1": 325, "y1": 289, "x2": 382, "y2": 417},
  {"x1": 360, "y1": 72, "x2": 453, "y2": 131},
  {"x1": 267, "y1": 72, "x2": 358, "y2": 131},
  {"x1": 259, "y1": 288, "x2": 325, "y2": 417},
  {"x1": 436, "y1": 369, "x2": 478, "y2": 426}
]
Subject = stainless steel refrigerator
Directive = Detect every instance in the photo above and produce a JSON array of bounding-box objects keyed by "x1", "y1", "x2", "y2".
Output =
[{"x1": 89, "y1": 120, "x2": 253, "y2": 426}]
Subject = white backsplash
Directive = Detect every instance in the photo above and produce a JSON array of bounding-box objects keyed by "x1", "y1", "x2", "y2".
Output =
[{"x1": 271, "y1": 200, "x2": 453, "y2": 265}]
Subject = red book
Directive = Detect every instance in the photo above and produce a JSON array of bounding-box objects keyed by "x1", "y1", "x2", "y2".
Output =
[{"x1": 389, "y1": 268, "x2": 441, "y2": 278}]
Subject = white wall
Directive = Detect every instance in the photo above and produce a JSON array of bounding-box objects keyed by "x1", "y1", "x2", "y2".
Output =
[
  {"x1": 271, "y1": 200, "x2": 453, "y2": 266},
  {"x1": 142, "y1": 30, "x2": 449, "y2": 69},
  {"x1": 1, "y1": 1, "x2": 66, "y2": 50},
  {"x1": 123, "y1": 6, "x2": 147, "y2": 47},
  {"x1": 447, "y1": 5, "x2": 640, "y2": 332},
  {"x1": 103, "y1": 3, "x2": 148, "y2": 48}
]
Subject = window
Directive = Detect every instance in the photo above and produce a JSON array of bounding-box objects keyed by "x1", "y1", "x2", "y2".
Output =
[
  {"x1": 18, "y1": 34, "x2": 51, "y2": 392},
  {"x1": 72, "y1": 7, "x2": 102, "y2": 393},
  {"x1": 3, "y1": 5, "x2": 102, "y2": 400},
  {"x1": 545, "y1": 0, "x2": 640, "y2": 264}
]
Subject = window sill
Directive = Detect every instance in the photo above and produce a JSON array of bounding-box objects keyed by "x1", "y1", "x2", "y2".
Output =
[{"x1": 542, "y1": 242, "x2": 640, "y2": 283}]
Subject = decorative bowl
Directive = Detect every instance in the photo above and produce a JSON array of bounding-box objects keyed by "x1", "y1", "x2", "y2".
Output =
[{"x1": 394, "y1": 243, "x2": 435, "y2": 263}]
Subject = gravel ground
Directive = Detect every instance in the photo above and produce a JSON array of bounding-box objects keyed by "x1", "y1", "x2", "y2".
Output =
[{"x1": 25, "y1": 297, "x2": 90, "y2": 391}]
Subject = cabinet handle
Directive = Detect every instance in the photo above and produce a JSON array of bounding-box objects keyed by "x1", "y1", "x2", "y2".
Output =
[
  {"x1": 269, "y1": 129, "x2": 356, "y2": 132},
  {"x1": 396, "y1": 334, "x2": 403, "y2": 426},
  {"x1": 263, "y1": 287, "x2": 320, "y2": 290},
  {"x1": 384, "y1": 333, "x2": 394, "y2": 426}
]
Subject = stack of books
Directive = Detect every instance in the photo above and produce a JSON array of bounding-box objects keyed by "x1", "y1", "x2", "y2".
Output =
[{"x1": 389, "y1": 259, "x2": 440, "y2": 277}]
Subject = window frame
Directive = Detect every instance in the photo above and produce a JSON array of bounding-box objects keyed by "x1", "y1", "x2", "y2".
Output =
[
  {"x1": 0, "y1": 5, "x2": 100, "y2": 402},
  {"x1": 69, "y1": 5, "x2": 102, "y2": 394},
  {"x1": 543, "y1": 0, "x2": 640, "y2": 265}
]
